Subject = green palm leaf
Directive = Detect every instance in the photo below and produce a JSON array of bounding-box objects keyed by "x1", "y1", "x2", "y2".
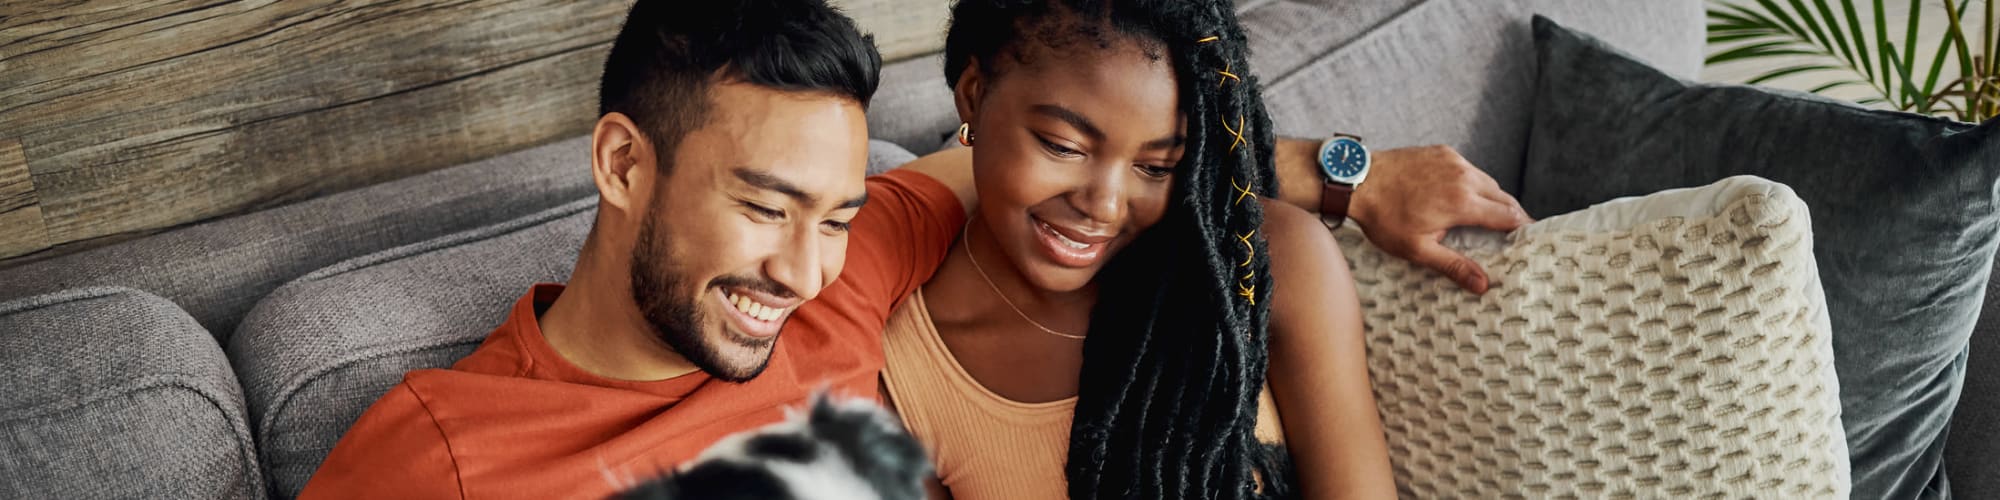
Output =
[
  {"x1": 1710, "y1": 31, "x2": 1781, "y2": 44},
  {"x1": 1707, "y1": 40, "x2": 1820, "y2": 64},
  {"x1": 1708, "y1": 0, "x2": 1995, "y2": 121},
  {"x1": 1747, "y1": 63, "x2": 1845, "y2": 84},
  {"x1": 1943, "y1": 0, "x2": 1980, "y2": 120},
  {"x1": 1808, "y1": 79, "x2": 1874, "y2": 93},
  {"x1": 1899, "y1": 0, "x2": 1922, "y2": 107},
  {"x1": 1872, "y1": 0, "x2": 1891, "y2": 103},
  {"x1": 1824, "y1": 0, "x2": 1872, "y2": 77},
  {"x1": 1886, "y1": 42, "x2": 1933, "y2": 110}
]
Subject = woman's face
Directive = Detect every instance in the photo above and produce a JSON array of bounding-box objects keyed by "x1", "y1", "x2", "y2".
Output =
[{"x1": 956, "y1": 36, "x2": 1185, "y2": 293}]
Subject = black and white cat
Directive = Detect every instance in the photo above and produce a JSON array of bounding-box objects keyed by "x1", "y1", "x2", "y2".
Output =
[{"x1": 616, "y1": 393, "x2": 932, "y2": 500}]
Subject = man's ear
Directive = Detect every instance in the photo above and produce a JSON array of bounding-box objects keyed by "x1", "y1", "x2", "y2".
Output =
[
  {"x1": 951, "y1": 59, "x2": 986, "y2": 130},
  {"x1": 591, "y1": 112, "x2": 651, "y2": 217}
]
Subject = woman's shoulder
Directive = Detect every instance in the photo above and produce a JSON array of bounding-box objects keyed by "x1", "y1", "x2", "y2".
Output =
[
  {"x1": 1256, "y1": 198, "x2": 1341, "y2": 264},
  {"x1": 1254, "y1": 198, "x2": 1354, "y2": 318}
]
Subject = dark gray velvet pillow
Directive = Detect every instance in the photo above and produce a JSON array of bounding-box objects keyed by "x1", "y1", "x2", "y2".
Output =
[{"x1": 1518, "y1": 16, "x2": 1999, "y2": 500}]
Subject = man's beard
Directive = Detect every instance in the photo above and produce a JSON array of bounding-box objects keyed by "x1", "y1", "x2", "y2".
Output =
[{"x1": 630, "y1": 215, "x2": 779, "y2": 382}]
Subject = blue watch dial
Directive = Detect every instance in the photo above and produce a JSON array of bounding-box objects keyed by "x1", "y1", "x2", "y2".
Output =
[{"x1": 1319, "y1": 136, "x2": 1369, "y2": 184}]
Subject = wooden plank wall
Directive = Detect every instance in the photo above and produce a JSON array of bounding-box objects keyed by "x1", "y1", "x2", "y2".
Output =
[{"x1": 0, "y1": 0, "x2": 948, "y2": 263}]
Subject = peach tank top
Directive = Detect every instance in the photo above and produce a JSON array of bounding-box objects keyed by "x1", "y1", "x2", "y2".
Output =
[{"x1": 880, "y1": 290, "x2": 1285, "y2": 499}]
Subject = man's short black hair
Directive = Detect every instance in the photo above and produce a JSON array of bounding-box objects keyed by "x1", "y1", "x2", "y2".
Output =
[{"x1": 598, "y1": 0, "x2": 881, "y2": 167}]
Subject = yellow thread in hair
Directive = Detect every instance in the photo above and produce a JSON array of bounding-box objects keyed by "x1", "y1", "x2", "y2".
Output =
[
  {"x1": 1230, "y1": 177, "x2": 1254, "y2": 205},
  {"x1": 1197, "y1": 35, "x2": 1220, "y2": 44},
  {"x1": 1221, "y1": 115, "x2": 1247, "y2": 152},
  {"x1": 1242, "y1": 270, "x2": 1255, "y2": 282},
  {"x1": 1237, "y1": 282, "x2": 1256, "y2": 305},
  {"x1": 1236, "y1": 230, "x2": 1256, "y2": 267},
  {"x1": 1217, "y1": 64, "x2": 1240, "y2": 88}
]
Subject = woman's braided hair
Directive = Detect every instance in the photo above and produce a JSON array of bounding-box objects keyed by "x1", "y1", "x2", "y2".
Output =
[{"x1": 943, "y1": 1, "x2": 1282, "y2": 497}]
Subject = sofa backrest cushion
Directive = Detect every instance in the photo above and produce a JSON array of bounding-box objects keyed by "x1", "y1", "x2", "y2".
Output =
[
  {"x1": 229, "y1": 197, "x2": 592, "y2": 497},
  {"x1": 0, "y1": 287, "x2": 262, "y2": 499},
  {"x1": 0, "y1": 136, "x2": 596, "y2": 337}
]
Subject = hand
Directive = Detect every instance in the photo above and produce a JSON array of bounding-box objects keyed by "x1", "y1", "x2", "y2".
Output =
[{"x1": 1348, "y1": 145, "x2": 1532, "y2": 294}]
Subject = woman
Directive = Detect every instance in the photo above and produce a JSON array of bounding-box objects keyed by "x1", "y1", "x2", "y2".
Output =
[{"x1": 874, "y1": 1, "x2": 1396, "y2": 498}]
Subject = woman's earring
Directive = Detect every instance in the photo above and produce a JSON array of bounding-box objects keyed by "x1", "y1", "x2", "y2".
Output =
[{"x1": 956, "y1": 122, "x2": 975, "y2": 147}]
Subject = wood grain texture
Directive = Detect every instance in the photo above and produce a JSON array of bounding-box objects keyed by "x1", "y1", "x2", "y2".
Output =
[
  {"x1": 0, "y1": 0, "x2": 951, "y2": 261},
  {"x1": 0, "y1": 0, "x2": 631, "y2": 260},
  {"x1": 0, "y1": 139, "x2": 46, "y2": 258},
  {"x1": 841, "y1": 0, "x2": 949, "y2": 62}
]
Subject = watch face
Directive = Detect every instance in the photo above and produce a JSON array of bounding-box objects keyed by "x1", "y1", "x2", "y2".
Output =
[{"x1": 1320, "y1": 137, "x2": 1369, "y2": 184}]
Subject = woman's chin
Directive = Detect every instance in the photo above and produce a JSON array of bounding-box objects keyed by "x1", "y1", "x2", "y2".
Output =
[{"x1": 1018, "y1": 260, "x2": 1101, "y2": 295}]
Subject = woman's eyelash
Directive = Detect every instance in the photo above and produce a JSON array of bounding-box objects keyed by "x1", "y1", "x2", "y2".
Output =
[
  {"x1": 1037, "y1": 137, "x2": 1081, "y2": 157},
  {"x1": 1032, "y1": 135, "x2": 1169, "y2": 178}
]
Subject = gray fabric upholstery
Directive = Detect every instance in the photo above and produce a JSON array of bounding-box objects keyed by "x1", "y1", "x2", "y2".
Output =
[
  {"x1": 868, "y1": 137, "x2": 921, "y2": 176},
  {"x1": 867, "y1": 53, "x2": 959, "y2": 155},
  {"x1": 1948, "y1": 261, "x2": 2000, "y2": 498},
  {"x1": 228, "y1": 199, "x2": 593, "y2": 498},
  {"x1": 1256, "y1": 0, "x2": 1702, "y2": 194},
  {"x1": 0, "y1": 136, "x2": 595, "y2": 337},
  {"x1": 862, "y1": 0, "x2": 1705, "y2": 180},
  {"x1": 0, "y1": 287, "x2": 261, "y2": 499},
  {"x1": 1517, "y1": 17, "x2": 2000, "y2": 500}
]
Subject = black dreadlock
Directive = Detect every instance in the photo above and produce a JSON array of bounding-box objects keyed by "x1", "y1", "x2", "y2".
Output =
[{"x1": 943, "y1": 1, "x2": 1283, "y2": 498}]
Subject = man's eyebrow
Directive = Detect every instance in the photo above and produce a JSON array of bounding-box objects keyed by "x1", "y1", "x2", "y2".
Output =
[
  {"x1": 837, "y1": 192, "x2": 868, "y2": 210},
  {"x1": 733, "y1": 167, "x2": 865, "y2": 211},
  {"x1": 732, "y1": 167, "x2": 816, "y2": 206},
  {"x1": 1030, "y1": 104, "x2": 1105, "y2": 142}
]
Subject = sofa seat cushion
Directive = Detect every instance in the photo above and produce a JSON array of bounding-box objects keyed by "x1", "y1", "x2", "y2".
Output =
[
  {"x1": 1341, "y1": 176, "x2": 1849, "y2": 497},
  {"x1": 0, "y1": 287, "x2": 262, "y2": 499}
]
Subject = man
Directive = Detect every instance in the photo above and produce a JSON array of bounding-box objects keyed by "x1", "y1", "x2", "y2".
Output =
[
  {"x1": 303, "y1": 0, "x2": 1528, "y2": 497},
  {"x1": 298, "y1": 1, "x2": 946, "y2": 497}
]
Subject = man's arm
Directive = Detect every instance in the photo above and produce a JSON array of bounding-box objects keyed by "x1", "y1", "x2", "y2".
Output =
[
  {"x1": 1273, "y1": 138, "x2": 1533, "y2": 294},
  {"x1": 893, "y1": 146, "x2": 978, "y2": 215},
  {"x1": 894, "y1": 138, "x2": 1531, "y2": 294},
  {"x1": 298, "y1": 384, "x2": 462, "y2": 499}
]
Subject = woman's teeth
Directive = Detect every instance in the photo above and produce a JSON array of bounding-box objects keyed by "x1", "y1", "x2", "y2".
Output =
[
  {"x1": 1042, "y1": 221, "x2": 1093, "y2": 249},
  {"x1": 729, "y1": 292, "x2": 784, "y2": 322}
]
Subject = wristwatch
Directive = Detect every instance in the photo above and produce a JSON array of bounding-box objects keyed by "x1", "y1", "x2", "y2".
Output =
[{"x1": 1317, "y1": 133, "x2": 1370, "y2": 228}]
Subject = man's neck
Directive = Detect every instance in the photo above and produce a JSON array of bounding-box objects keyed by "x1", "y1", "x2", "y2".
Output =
[{"x1": 539, "y1": 254, "x2": 703, "y2": 382}]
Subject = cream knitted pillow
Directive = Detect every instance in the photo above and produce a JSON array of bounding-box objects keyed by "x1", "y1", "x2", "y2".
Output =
[{"x1": 1335, "y1": 176, "x2": 1849, "y2": 499}]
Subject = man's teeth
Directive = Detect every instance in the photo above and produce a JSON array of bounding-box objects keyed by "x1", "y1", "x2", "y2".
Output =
[
  {"x1": 729, "y1": 292, "x2": 784, "y2": 322},
  {"x1": 1043, "y1": 222, "x2": 1092, "y2": 250}
]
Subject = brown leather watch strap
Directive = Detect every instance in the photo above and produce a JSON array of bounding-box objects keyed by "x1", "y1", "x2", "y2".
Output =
[{"x1": 1320, "y1": 181, "x2": 1356, "y2": 228}]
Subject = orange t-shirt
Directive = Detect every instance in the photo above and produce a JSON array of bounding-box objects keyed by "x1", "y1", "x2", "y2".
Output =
[{"x1": 298, "y1": 169, "x2": 964, "y2": 499}]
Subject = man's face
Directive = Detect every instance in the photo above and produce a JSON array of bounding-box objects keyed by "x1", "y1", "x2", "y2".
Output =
[{"x1": 629, "y1": 82, "x2": 869, "y2": 382}]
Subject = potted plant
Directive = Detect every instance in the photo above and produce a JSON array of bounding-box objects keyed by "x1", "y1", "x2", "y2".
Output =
[{"x1": 1708, "y1": 0, "x2": 1996, "y2": 122}]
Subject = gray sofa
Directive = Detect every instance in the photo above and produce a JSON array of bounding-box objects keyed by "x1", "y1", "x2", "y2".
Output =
[{"x1": 9, "y1": 1, "x2": 1979, "y2": 498}]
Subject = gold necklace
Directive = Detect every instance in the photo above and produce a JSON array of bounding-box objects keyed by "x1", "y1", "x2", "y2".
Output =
[{"x1": 961, "y1": 220, "x2": 1087, "y2": 340}]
